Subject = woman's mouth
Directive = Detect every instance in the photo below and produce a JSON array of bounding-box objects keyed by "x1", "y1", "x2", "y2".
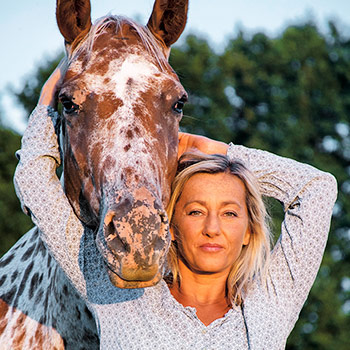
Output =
[{"x1": 199, "y1": 243, "x2": 224, "y2": 252}]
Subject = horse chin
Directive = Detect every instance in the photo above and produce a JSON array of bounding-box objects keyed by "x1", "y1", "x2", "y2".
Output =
[{"x1": 106, "y1": 267, "x2": 163, "y2": 289}]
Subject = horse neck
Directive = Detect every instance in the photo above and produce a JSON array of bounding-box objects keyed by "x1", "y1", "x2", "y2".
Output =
[{"x1": 0, "y1": 228, "x2": 98, "y2": 348}]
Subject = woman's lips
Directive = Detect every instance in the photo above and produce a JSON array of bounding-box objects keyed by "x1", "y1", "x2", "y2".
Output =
[{"x1": 199, "y1": 243, "x2": 224, "y2": 252}]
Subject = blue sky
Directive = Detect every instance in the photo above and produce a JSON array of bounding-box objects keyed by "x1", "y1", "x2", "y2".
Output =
[{"x1": 1, "y1": 0, "x2": 350, "y2": 132}]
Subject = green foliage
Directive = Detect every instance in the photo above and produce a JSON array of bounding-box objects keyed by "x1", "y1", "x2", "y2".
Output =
[
  {"x1": 2, "y1": 19, "x2": 349, "y2": 349},
  {"x1": 0, "y1": 123, "x2": 33, "y2": 256},
  {"x1": 13, "y1": 54, "x2": 64, "y2": 116},
  {"x1": 171, "y1": 21, "x2": 350, "y2": 349}
]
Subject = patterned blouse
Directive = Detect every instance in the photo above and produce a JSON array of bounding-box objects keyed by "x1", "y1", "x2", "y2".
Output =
[{"x1": 14, "y1": 105, "x2": 337, "y2": 350}]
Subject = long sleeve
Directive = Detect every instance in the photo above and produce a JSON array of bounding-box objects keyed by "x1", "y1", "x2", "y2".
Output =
[
  {"x1": 227, "y1": 143, "x2": 337, "y2": 328},
  {"x1": 14, "y1": 105, "x2": 88, "y2": 298}
]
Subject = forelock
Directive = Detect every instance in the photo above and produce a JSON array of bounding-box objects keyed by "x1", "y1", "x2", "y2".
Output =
[{"x1": 68, "y1": 15, "x2": 168, "y2": 71}]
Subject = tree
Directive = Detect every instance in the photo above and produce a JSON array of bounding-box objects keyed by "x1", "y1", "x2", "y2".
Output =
[
  {"x1": 170, "y1": 22, "x2": 350, "y2": 349},
  {"x1": 14, "y1": 54, "x2": 64, "y2": 116},
  {"x1": 0, "y1": 110, "x2": 33, "y2": 256},
  {"x1": 5, "y1": 20, "x2": 350, "y2": 349}
]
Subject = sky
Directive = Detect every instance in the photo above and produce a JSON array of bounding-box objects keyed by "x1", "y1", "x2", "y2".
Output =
[{"x1": 1, "y1": 0, "x2": 350, "y2": 133}]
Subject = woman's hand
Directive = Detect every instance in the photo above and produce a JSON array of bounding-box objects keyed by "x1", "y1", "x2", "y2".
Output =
[
  {"x1": 38, "y1": 58, "x2": 68, "y2": 108},
  {"x1": 178, "y1": 132, "x2": 228, "y2": 159}
]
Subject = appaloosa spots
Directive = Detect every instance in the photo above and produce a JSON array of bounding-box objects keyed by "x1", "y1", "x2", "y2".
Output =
[
  {"x1": 97, "y1": 95, "x2": 124, "y2": 119},
  {"x1": 13, "y1": 261, "x2": 35, "y2": 307},
  {"x1": 126, "y1": 130, "x2": 133, "y2": 139},
  {"x1": 0, "y1": 275, "x2": 7, "y2": 288},
  {"x1": 13, "y1": 314, "x2": 26, "y2": 348},
  {"x1": 1, "y1": 285, "x2": 17, "y2": 304},
  {"x1": 0, "y1": 254, "x2": 15, "y2": 268},
  {"x1": 11, "y1": 270, "x2": 19, "y2": 283},
  {"x1": 83, "y1": 327, "x2": 99, "y2": 343},
  {"x1": 62, "y1": 284, "x2": 69, "y2": 296},
  {"x1": 57, "y1": 15, "x2": 183, "y2": 289},
  {"x1": 0, "y1": 318, "x2": 7, "y2": 335},
  {"x1": 35, "y1": 239, "x2": 47, "y2": 258},
  {"x1": 43, "y1": 291, "x2": 50, "y2": 311},
  {"x1": 39, "y1": 314, "x2": 47, "y2": 325},
  {"x1": 21, "y1": 244, "x2": 36, "y2": 261},
  {"x1": 84, "y1": 306, "x2": 94, "y2": 320},
  {"x1": 34, "y1": 288, "x2": 44, "y2": 304},
  {"x1": 29, "y1": 232, "x2": 38, "y2": 243},
  {"x1": 2, "y1": 0, "x2": 188, "y2": 345},
  {"x1": 1, "y1": 227, "x2": 98, "y2": 347},
  {"x1": 28, "y1": 272, "x2": 40, "y2": 299},
  {"x1": 47, "y1": 254, "x2": 52, "y2": 268},
  {"x1": 75, "y1": 306, "x2": 81, "y2": 320},
  {"x1": 21, "y1": 261, "x2": 35, "y2": 287}
]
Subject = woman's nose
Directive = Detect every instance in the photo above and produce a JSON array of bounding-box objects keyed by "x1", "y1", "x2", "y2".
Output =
[{"x1": 203, "y1": 214, "x2": 220, "y2": 237}]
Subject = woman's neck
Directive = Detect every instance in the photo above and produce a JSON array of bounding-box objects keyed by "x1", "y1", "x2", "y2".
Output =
[{"x1": 169, "y1": 261, "x2": 231, "y2": 325}]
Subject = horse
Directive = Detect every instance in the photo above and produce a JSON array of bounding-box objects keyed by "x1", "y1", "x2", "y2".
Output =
[{"x1": 0, "y1": 0, "x2": 188, "y2": 348}]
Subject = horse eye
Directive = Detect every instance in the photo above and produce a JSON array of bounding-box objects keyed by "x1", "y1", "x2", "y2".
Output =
[
  {"x1": 173, "y1": 95, "x2": 187, "y2": 114},
  {"x1": 60, "y1": 96, "x2": 79, "y2": 115}
]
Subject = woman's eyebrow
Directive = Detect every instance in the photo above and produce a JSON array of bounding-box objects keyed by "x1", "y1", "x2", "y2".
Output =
[
  {"x1": 183, "y1": 200, "x2": 207, "y2": 207},
  {"x1": 221, "y1": 200, "x2": 243, "y2": 209},
  {"x1": 184, "y1": 200, "x2": 243, "y2": 209}
]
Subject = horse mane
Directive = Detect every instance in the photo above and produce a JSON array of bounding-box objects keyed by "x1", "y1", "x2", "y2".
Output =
[{"x1": 68, "y1": 15, "x2": 169, "y2": 71}]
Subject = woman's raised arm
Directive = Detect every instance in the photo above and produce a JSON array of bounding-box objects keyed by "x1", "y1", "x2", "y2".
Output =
[
  {"x1": 227, "y1": 143, "x2": 337, "y2": 329},
  {"x1": 178, "y1": 132, "x2": 228, "y2": 158},
  {"x1": 13, "y1": 60, "x2": 89, "y2": 299}
]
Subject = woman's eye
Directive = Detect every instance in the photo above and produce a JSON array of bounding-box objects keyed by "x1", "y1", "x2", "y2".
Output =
[
  {"x1": 173, "y1": 95, "x2": 187, "y2": 114},
  {"x1": 224, "y1": 211, "x2": 238, "y2": 217},
  {"x1": 60, "y1": 96, "x2": 79, "y2": 114},
  {"x1": 188, "y1": 210, "x2": 202, "y2": 216}
]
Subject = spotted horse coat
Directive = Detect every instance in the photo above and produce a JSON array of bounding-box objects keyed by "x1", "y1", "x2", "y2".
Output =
[
  {"x1": 0, "y1": 228, "x2": 99, "y2": 349},
  {"x1": 0, "y1": 0, "x2": 189, "y2": 348}
]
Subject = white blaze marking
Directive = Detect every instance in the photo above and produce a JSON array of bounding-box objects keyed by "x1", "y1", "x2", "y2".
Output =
[{"x1": 79, "y1": 52, "x2": 173, "y2": 197}]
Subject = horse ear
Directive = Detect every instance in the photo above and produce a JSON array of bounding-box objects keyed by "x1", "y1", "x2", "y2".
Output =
[
  {"x1": 56, "y1": 0, "x2": 92, "y2": 45},
  {"x1": 147, "y1": 0, "x2": 188, "y2": 48}
]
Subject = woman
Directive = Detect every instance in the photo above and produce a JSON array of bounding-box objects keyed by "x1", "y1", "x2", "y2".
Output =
[
  {"x1": 165, "y1": 151, "x2": 271, "y2": 327},
  {"x1": 14, "y1": 62, "x2": 337, "y2": 349}
]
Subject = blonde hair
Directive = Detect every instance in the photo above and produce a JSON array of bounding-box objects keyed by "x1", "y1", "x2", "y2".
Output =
[{"x1": 166, "y1": 151, "x2": 272, "y2": 306}]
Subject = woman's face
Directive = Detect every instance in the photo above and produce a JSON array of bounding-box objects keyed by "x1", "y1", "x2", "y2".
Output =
[{"x1": 171, "y1": 172, "x2": 251, "y2": 277}]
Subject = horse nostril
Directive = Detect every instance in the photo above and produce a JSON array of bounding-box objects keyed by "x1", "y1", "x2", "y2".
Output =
[
  {"x1": 111, "y1": 234, "x2": 131, "y2": 254},
  {"x1": 105, "y1": 220, "x2": 115, "y2": 237},
  {"x1": 104, "y1": 210, "x2": 115, "y2": 227},
  {"x1": 104, "y1": 211, "x2": 131, "y2": 253}
]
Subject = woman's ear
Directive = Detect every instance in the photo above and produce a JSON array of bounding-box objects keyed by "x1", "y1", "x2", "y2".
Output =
[{"x1": 243, "y1": 228, "x2": 251, "y2": 246}]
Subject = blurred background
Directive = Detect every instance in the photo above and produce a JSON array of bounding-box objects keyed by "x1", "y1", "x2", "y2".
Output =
[{"x1": 0, "y1": 1, "x2": 349, "y2": 348}]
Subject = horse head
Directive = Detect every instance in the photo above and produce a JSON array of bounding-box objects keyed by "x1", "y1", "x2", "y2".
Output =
[{"x1": 56, "y1": 0, "x2": 188, "y2": 288}]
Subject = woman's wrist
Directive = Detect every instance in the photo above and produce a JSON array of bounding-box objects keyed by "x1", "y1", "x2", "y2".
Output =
[
  {"x1": 38, "y1": 92, "x2": 57, "y2": 108},
  {"x1": 38, "y1": 57, "x2": 68, "y2": 108},
  {"x1": 178, "y1": 132, "x2": 228, "y2": 158},
  {"x1": 38, "y1": 79, "x2": 60, "y2": 108}
]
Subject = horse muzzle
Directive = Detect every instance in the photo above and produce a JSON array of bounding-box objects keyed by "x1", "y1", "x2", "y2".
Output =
[{"x1": 96, "y1": 187, "x2": 170, "y2": 288}]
